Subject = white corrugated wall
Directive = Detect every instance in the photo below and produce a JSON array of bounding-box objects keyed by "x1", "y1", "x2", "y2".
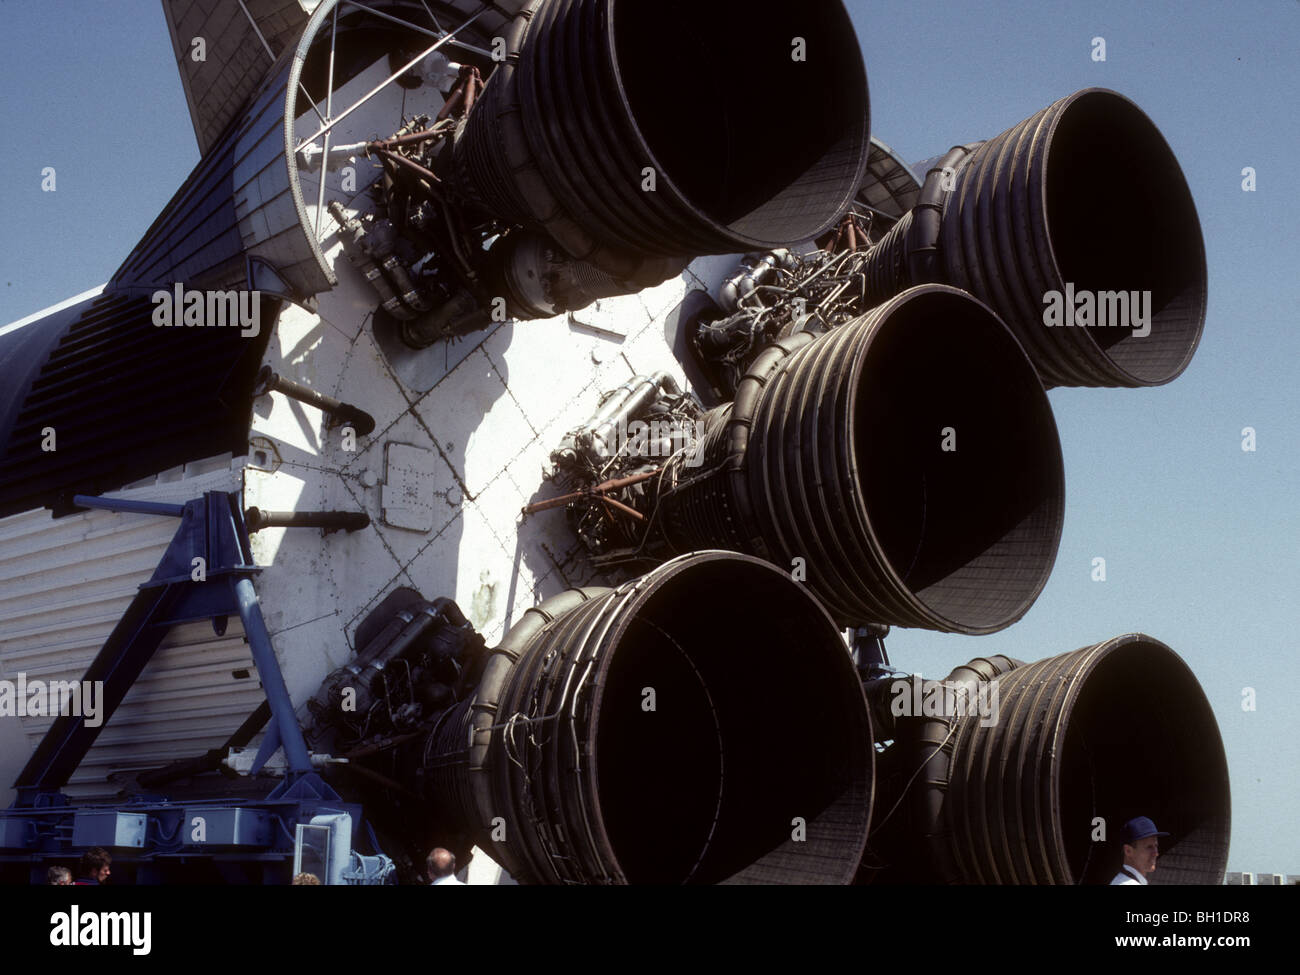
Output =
[{"x1": 0, "y1": 457, "x2": 266, "y2": 804}]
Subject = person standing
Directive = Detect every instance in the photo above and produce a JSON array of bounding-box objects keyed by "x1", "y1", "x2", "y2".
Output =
[
  {"x1": 73, "y1": 847, "x2": 112, "y2": 885},
  {"x1": 1110, "y1": 816, "x2": 1169, "y2": 885},
  {"x1": 427, "y1": 847, "x2": 464, "y2": 885}
]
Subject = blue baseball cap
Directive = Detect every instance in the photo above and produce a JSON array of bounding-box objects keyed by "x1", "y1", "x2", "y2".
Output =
[{"x1": 1121, "y1": 816, "x2": 1170, "y2": 845}]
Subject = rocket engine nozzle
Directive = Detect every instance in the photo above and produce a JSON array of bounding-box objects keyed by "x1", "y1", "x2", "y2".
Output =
[
  {"x1": 861, "y1": 88, "x2": 1207, "y2": 388},
  {"x1": 425, "y1": 552, "x2": 874, "y2": 884},
  {"x1": 868, "y1": 634, "x2": 1231, "y2": 885},
  {"x1": 448, "y1": 0, "x2": 871, "y2": 284},
  {"x1": 656, "y1": 284, "x2": 1066, "y2": 635}
]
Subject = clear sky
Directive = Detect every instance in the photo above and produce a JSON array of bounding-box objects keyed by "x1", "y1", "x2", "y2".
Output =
[{"x1": 0, "y1": 1, "x2": 1297, "y2": 876}]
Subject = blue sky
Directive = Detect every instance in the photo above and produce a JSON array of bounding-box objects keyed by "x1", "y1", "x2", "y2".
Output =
[{"x1": 0, "y1": 0, "x2": 1297, "y2": 876}]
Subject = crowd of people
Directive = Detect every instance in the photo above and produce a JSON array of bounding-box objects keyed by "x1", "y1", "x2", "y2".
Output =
[
  {"x1": 41, "y1": 818, "x2": 1169, "y2": 885},
  {"x1": 40, "y1": 843, "x2": 471, "y2": 885},
  {"x1": 44, "y1": 847, "x2": 111, "y2": 885}
]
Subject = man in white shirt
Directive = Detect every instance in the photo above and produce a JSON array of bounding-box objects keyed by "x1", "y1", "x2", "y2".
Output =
[
  {"x1": 427, "y1": 847, "x2": 465, "y2": 885},
  {"x1": 1110, "y1": 816, "x2": 1169, "y2": 885}
]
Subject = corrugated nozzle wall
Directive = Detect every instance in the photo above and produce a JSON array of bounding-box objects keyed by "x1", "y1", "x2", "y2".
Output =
[
  {"x1": 862, "y1": 88, "x2": 1207, "y2": 388},
  {"x1": 425, "y1": 552, "x2": 874, "y2": 884},
  {"x1": 869, "y1": 634, "x2": 1230, "y2": 884},
  {"x1": 450, "y1": 0, "x2": 870, "y2": 280},
  {"x1": 658, "y1": 285, "x2": 1065, "y2": 635}
]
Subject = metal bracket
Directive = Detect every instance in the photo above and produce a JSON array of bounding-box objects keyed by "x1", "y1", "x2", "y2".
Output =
[{"x1": 10, "y1": 491, "x2": 334, "y2": 808}]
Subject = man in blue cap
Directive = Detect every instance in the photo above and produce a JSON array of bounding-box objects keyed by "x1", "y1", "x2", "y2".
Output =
[{"x1": 1110, "y1": 816, "x2": 1170, "y2": 885}]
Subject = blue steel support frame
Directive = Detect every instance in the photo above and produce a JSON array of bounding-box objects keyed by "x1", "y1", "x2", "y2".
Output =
[{"x1": 10, "y1": 490, "x2": 333, "y2": 807}]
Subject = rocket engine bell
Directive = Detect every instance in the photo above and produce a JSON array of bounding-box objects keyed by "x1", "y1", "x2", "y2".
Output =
[
  {"x1": 865, "y1": 635, "x2": 1231, "y2": 885},
  {"x1": 860, "y1": 88, "x2": 1207, "y2": 388},
  {"x1": 313, "y1": 552, "x2": 875, "y2": 885},
  {"x1": 652, "y1": 285, "x2": 1066, "y2": 635},
  {"x1": 445, "y1": 0, "x2": 872, "y2": 316}
]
